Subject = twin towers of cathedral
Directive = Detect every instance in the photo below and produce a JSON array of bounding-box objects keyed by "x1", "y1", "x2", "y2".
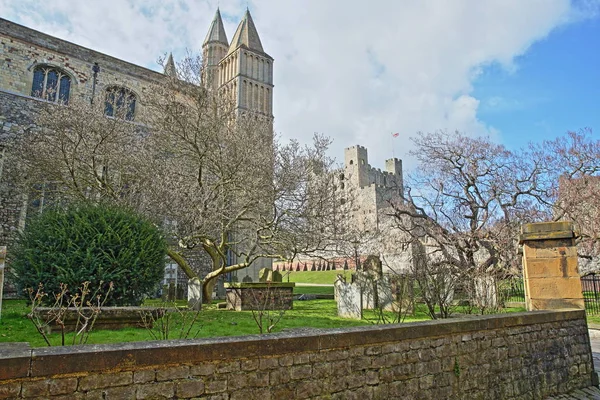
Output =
[{"x1": 166, "y1": 9, "x2": 273, "y2": 119}]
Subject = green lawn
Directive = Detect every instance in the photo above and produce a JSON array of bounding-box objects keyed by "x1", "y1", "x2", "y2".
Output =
[
  {"x1": 285, "y1": 270, "x2": 352, "y2": 285},
  {"x1": 293, "y1": 286, "x2": 334, "y2": 295},
  {"x1": 0, "y1": 299, "x2": 370, "y2": 347},
  {"x1": 0, "y1": 298, "x2": 529, "y2": 348}
]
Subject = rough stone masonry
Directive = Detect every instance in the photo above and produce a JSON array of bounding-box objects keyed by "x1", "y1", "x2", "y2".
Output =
[{"x1": 0, "y1": 309, "x2": 595, "y2": 399}]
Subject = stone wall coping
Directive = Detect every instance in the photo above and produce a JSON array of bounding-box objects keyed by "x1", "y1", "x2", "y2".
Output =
[
  {"x1": 520, "y1": 221, "x2": 574, "y2": 242},
  {"x1": 0, "y1": 309, "x2": 585, "y2": 380}
]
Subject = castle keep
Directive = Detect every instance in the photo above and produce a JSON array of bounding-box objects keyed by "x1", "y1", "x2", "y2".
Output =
[
  {"x1": 0, "y1": 10, "x2": 273, "y2": 248},
  {"x1": 343, "y1": 145, "x2": 403, "y2": 231}
]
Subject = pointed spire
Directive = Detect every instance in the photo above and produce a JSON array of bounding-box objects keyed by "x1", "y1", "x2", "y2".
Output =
[
  {"x1": 203, "y1": 8, "x2": 229, "y2": 46},
  {"x1": 227, "y1": 9, "x2": 264, "y2": 55},
  {"x1": 164, "y1": 53, "x2": 178, "y2": 78}
]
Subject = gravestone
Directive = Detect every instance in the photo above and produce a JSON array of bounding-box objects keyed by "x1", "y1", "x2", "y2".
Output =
[
  {"x1": 187, "y1": 277, "x2": 202, "y2": 310},
  {"x1": 473, "y1": 275, "x2": 498, "y2": 309},
  {"x1": 363, "y1": 255, "x2": 383, "y2": 278},
  {"x1": 168, "y1": 282, "x2": 176, "y2": 301},
  {"x1": 334, "y1": 275, "x2": 362, "y2": 319},
  {"x1": 242, "y1": 275, "x2": 253, "y2": 283},
  {"x1": 258, "y1": 267, "x2": 282, "y2": 283}
]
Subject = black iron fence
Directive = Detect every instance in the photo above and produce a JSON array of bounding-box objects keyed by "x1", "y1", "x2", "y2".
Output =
[
  {"x1": 498, "y1": 277, "x2": 525, "y2": 305},
  {"x1": 581, "y1": 273, "x2": 600, "y2": 315},
  {"x1": 497, "y1": 274, "x2": 600, "y2": 315}
]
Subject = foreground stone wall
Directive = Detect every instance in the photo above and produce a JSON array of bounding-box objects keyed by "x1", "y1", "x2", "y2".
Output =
[{"x1": 0, "y1": 309, "x2": 594, "y2": 399}]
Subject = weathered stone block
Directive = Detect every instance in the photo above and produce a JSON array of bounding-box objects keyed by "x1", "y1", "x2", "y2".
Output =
[
  {"x1": 259, "y1": 357, "x2": 279, "y2": 370},
  {"x1": 78, "y1": 371, "x2": 132, "y2": 391},
  {"x1": 524, "y1": 257, "x2": 579, "y2": 278},
  {"x1": 295, "y1": 379, "x2": 324, "y2": 398},
  {"x1": 526, "y1": 276, "x2": 583, "y2": 299},
  {"x1": 269, "y1": 368, "x2": 291, "y2": 385},
  {"x1": 133, "y1": 369, "x2": 155, "y2": 384},
  {"x1": 85, "y1": 385, "x2": 137, "y2": 400},
  {"x1": 21, "y1": 379, "x2": 49, "y2": 398},
  {"x1": 136, "y1": 381, "x2": 174, "y2": 399},
  {"x1": 204, "y1": 379, "x2": 227, "y2": 394},
  {"x1": 176, "y1": 379, "x2": 205, "y2": 398},
  {"x1": 156, "y1": 365, "x2": 190, "y2": 381},
  {"x1": 48, "y1": 377, "x2": 78, "y2": 396},
  {"x1": 190, "y1": 363, "x2": 216, "y2": 376},
  {"x1": 228, "y1": 373, "x2": 248, "y2": 390}
]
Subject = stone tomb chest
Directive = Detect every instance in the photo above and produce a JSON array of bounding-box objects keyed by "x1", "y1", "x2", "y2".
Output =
[{"x1": 224, "y1": 282, "x2": 295, "y2": 311}]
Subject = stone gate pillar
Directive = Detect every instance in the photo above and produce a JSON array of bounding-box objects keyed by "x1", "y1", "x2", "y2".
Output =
[{"x1": 520, "y1": 221, "x2": 584, "y2": 310}]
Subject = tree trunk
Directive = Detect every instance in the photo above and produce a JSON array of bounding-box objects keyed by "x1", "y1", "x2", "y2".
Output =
[
  {"x1": 167, "y1": 249, "x2": 198, "y2": 279},
  {"x1": 202, "y1": 275, "x2": 218, "y2": 304}
]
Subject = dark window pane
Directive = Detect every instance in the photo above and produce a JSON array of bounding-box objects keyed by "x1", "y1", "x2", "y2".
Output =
[
  {"x1": 104, "y1": 87, "x2": 135, "y2": 121},
  {"x1": 126, "y1": 95, "x2": 136, "y2": 121},
  {"x1": 31, "y1": 69, "x2": 44, "y2": 97},
  {"x1": 116, "y1": 89, "x2": 125, "y2": 109},
  {"x1": 104, "y1": 91, "x2": 115, "y2": 116},
  {"x1": 59, "y1": 75, "x2": 71, "y2": 104},
  {"x1": 45, "y1": 70, "x2": 58, "y2": 102}
]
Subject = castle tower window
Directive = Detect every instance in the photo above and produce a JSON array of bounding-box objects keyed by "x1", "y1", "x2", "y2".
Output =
[
  {"x1": 31, "y1": 66, "x2": 71, "y2": 104},
  {"x1": 104, "y1": 87, "x2": 136, "y2": 121}
]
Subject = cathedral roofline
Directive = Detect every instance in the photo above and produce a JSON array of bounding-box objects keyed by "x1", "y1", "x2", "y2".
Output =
[{"x1": 0, "y1": 18, "x2": 166, "y2": 83}]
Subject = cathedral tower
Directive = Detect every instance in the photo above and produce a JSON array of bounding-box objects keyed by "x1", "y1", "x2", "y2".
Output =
[
  {"x1": 219, "y1": 10, "x2": 273, "y2": 119},
  {"x1": 202, "y1": 9, "x2": 229, "y2": 91}
]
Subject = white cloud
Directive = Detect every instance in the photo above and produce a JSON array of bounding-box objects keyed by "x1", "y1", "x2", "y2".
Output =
[{"x1": 0, "y1": 0, "x2": 588, "y2": 169}]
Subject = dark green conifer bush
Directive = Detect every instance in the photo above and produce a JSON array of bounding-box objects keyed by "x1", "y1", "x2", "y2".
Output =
[{"x1": 11, "y1": 203, "x2": 167, "y2": 306}]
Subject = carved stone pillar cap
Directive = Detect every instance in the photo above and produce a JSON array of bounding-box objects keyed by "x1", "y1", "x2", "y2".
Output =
[{"x1": 519, "y1": 221, "x2": 574, "y2": 243}]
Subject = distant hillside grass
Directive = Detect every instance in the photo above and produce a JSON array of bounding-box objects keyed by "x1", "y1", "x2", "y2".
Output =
[{"x1": 285, "y1": 270, "x2": 353, "y2": 285}]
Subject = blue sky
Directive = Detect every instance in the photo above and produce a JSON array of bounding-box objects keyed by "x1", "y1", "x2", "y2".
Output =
[
  {"x1": 474, "y1": 16, "x2": 600, "y2": 151},
  {"x1": 0, "y1": 0, "x2": 598, "y2": 169}
]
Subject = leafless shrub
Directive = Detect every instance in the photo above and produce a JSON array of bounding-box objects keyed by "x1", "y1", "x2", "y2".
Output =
[{"x1": 26, "y1": 281, "x2": 113, "y2": 346}]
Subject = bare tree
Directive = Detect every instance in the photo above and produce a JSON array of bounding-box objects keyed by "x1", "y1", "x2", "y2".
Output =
[
  {"x1": 142, "y1": 66, "x2": 342, "y2": 301},
  {"x1": 544, "y1": 128, "x2": 600, "y2": 271},
  {"x1": 390, "y1": 131, "x2": 549, "y2": 315}
]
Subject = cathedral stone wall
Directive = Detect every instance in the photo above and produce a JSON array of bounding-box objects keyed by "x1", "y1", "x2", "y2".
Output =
[
  {"x1": 0, "y1": 18, "x2": 164, "y2": 112},
  {"x1": 0, "y1": 13, "x2": 274, "y2": 291}
]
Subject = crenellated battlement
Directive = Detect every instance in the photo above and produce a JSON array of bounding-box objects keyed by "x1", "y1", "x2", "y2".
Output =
[{"x1": 344, "y1": 145, "x2": 402, "y2": 190}]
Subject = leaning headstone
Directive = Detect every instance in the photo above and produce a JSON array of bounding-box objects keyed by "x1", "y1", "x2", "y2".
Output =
[
  {"x1": 168, "y1": 282, "x2": 176, "y2": 301},
  {"x1": 363, "y1": 255, "x2": 383, "y2": 278},
  {"x1": 334, "y1": 275, "x2": 362, "y2": 319},
  {"x1": 259, "y1": 267, "x2": 283, "y2": 283},
  {"x1": 0, "y1": 246, "x2": 5, "y2": 320},
  {"x1": 272, "y1": 270, "x2": 283, "y2": 282},
  {"x1": 473, "y1": 274, "x2": 498, "y2": 310},
  {"x1": 187, "y1": 278, "x2": 202, "y2": 310}
]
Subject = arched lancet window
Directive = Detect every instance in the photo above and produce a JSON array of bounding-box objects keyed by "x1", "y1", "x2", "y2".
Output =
[
  {"x1": 31, "y1": 65, "x2": 71, "y2": 104},
  {"x1": 104, "y1": 86, "x2": 136, "y2": 121}
]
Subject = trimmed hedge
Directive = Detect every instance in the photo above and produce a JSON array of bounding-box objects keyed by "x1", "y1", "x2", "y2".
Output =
[{"x1": 10, "y1": 203, "x2": 167, "y2": 306}]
